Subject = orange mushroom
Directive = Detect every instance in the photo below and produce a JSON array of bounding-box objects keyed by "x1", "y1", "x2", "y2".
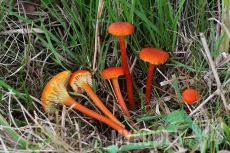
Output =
[
  {"x1": 69, "y1": 70, "x2": 125, "y2": 128},
  {"x1": 108, "y1": 22, "x2": 135, "y2": 108},
  {"x1": 139, "y1": 48, "x2": 169, "y2": 110},
  {"x1": 102, "y1": 66, "x2": 130, "y2": 117},
  {"x1": 182, "y1": 88, "x2": 200, "y2": 105},
  {"x1": 41, "y1": 70, "x2": 131, "y2": 139}
]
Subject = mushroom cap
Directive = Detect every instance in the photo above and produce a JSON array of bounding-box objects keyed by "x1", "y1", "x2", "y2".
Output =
[
  {"x1": 41, "y1": 70, "x2": 71, "y2": 112},
  {"x1": 102, "y1": 66, "x2": 124, "y2": 80},
  {"x1": 108, "y1": 22, "x2": 134, "y2": 36},
  {"x1": 139, "y1": 47, "x2": 169, "y2": 65},
  {"x1": 182, "y1": 88, "x2": 200, "y2": 105},
  {"x1": 69, "y1": 70, "x2": 92, "y2": 93}
]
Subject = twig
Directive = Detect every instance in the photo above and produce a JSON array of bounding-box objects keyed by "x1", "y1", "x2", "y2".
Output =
[
  {"x1": 189, "y1": 89, "x2": 220, "y2": 116},
  {"x1": 199, "y1": 33, "x2": 229, "y2": 115},
  {"x1": 74, "y1": 119, "x2": 82, "y2": 153},
  {"x1": 0, "y1": 28, "x2": 44, "y2": 35},
  {"x1": 130, "y1": 57, "x2": 137, "y2": 73},
  {"x1": 208, "y1": 18, "x2": 230, "y2": 39},
  {"x1": 92, "y1": 0, "x2": 104, "y2": 71}
]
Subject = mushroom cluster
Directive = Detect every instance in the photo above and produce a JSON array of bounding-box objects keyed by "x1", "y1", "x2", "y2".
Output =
[
  {"x1": 41, "y1": 22, "x2": 200, "y2": 140},
  {"x1": 41, "y1": 71, "x2": 131, "y2": 139},
  {"x1": 108, "y1": 22, "x2": 135, "y2": 109},
  {"x1": 69, "y1": 70, "x2": 125, "y2": 128}
]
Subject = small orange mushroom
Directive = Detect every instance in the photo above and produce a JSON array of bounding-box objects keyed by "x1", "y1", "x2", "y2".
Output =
[
  {"x1": 102, "y1": 66, "x2": 130, "y2": 117},
  {"x1": 69, "y1": 70, "x2": 125, "y2": 128},
  {"x1": 41, "y1": 70, "x2": 131, "y2": 139},
  {"x1": 108, "y1": 22, "x2": 135, "y2": 108},
  {"x1": 182, "y1": 88, "x2": 200, "y2": 105},
  {"x1": 139, "y1": 48, "x2": 169, "y2": 110}
]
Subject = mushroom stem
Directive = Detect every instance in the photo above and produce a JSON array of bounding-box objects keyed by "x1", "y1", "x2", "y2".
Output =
[
  {"x1": 111, "y1": 78, "x2": 131, "y2": 117},
  {"x1": 64, "y1": 96, "x2": 132, "y2": 139},
  {"x1": 81, "y1": 82, "x2": 125, "y2": 128},
  {"x1": 118, "y1": 36, "x2": 134, "y2": 109},
  {"x1": 145, "y1": 63, "x2": 155, "y2": 110}
]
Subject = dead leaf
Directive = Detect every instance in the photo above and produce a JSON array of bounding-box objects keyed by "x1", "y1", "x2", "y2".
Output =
[{"x1": 15, "y1": 0, "x2": 41, "y2": 12}]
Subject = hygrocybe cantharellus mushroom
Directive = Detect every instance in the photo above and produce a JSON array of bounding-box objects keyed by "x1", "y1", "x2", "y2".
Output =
[
  {"x1": 41, "y1": 70, "x2": 132, "y2": 139},
  {"x1": 102, "y1": 66, "x2": 130, "y2": 117},
  {"x1": 139, "y1": 48, "x2": 169, "y2": 110},
  {"x1": 108, "y1": 22, "x2": 135, "y2": 109},
  {"x1": 69, "y1": 70, "x2": 125, "y2": 128},
  {"x1": 182, "y1": 88, "x2": 200, "y2": 105}
]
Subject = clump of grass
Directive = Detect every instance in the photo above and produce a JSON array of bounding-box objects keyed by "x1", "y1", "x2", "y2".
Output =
[{"x1": 0, "y1": 0, "x2": 230, "y2": 152}]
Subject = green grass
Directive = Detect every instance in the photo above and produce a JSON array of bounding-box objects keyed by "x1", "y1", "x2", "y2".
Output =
[{"x1": 0, "y1": 0, "x2": 230, "y2": 152}]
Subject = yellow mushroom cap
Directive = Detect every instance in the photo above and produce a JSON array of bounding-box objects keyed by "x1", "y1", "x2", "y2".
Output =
[
  {"x1": 41, "y1": 70, "x2": 72, "y2": 112},
  {"x1": 139, "y1": 47, "x2": 169, "y2": 65},
  {"x1": 182, "y1": 88, "x2": 200, "y2": 105},
  {"x1": 108, "y1": 22, "x2": 134, "y2": 36},
  {"x1": 69, "y1": 70, "x2": 92, "y2": 93},
  {"x1": 102, "y1": 66, "x2": 124, "y2": 80}
]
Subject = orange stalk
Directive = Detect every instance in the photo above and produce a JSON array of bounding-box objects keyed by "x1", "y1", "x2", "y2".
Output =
[
  {"x1": 64, "y1": 96, "x2": 131, "y2": 139},
  {"x1": 111, "y1": 78, "x2": 130, "y2": 117},
  {"x1": 145, "y1": 63, "x2": 155, "y2": 110},
  {"x1": 119, "y1": 36, "x2": 134, "y2": 108},
  {"x1": 81, "y1": 82, "x2": 125, "y2": 128}
]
